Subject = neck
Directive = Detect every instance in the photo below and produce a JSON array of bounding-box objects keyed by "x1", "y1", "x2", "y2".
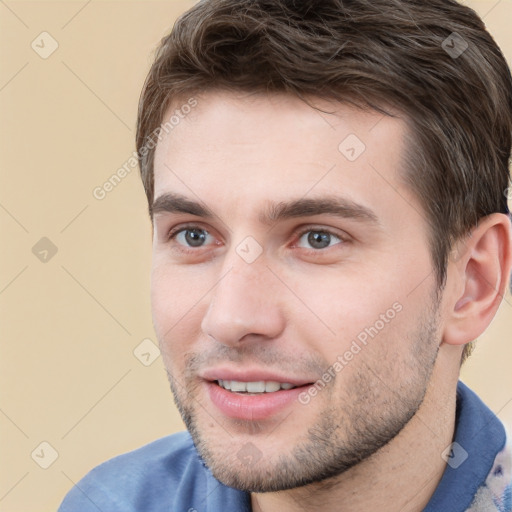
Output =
[{"x1": 251, "y1": 345, "x2": 461, "y2": 512}]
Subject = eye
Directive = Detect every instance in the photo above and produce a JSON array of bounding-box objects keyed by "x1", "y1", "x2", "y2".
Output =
[
  {"x1": 168, "y1": 225, "x2": 215, "y2": 249},
  {"x1": 295, "y1": 228, "x2": 344, "y2": 250}
]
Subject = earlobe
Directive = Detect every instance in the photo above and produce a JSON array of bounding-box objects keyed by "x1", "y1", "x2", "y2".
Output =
[{"x1": 443, "y1": 213, "x2": 512, "y2": 347}]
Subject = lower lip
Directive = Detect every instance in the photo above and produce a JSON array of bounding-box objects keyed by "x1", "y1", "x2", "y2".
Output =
[{"x1": 205, "y1": 381, "x2": 309, "y2": 421}]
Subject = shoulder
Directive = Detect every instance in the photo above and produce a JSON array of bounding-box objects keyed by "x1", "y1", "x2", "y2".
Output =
[{"x1": 58, "y1": 431, "x2": 214, "y2": 512}]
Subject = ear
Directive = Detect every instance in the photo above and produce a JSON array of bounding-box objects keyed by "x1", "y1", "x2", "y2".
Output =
[{"x1": 442, "y1": 213, "x2": 512, "y2": 347}]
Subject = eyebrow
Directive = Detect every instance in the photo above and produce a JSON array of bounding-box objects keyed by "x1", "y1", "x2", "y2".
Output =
[{"x1": 151, "y1": 192, "x2": 379, "y2": 226}]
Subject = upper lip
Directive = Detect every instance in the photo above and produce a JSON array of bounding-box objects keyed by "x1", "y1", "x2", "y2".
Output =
[{"x1": 200, "y1": 367, "x2": 315, "y2": 386}]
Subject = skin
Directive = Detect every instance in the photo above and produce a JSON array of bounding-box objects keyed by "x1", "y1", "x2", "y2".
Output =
[{"x1": 150, "y1": 90, "x2": 512, "y2": 512}]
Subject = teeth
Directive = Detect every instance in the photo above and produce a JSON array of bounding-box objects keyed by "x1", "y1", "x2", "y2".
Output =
[
  {"x1": 217, "y1": 380, "x2": 296, "y2": 393},
  {"x1": 265, "y1": 381, "x2": 280, "y2": 392},
  {"x1": 230, "y1": 381, "x2": 247, "y2": 392},
  {"x1": 247, "y1": 381, "x2": 266, "y2": 393}
]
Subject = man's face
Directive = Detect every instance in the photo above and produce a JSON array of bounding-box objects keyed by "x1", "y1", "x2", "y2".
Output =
[{"x1": 151, "y1": 91, "x2": 442, "y2": 491}]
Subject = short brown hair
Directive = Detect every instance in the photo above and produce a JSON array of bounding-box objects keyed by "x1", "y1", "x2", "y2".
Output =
[{"x1": 136, "y1": 0, "x2": 512, "y2": 360}]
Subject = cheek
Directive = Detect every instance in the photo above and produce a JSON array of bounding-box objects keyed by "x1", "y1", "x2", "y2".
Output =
[
  {"x1": 151, "y1": 261, "x2": 205, "y2": 325},
  {"x1": 150, "y1": 267, "x2": 175, "y2": 338},
  {"x1": 287, "y1": 270, "x2": 395, "y2": 328},
  {"x1": 150, "y1": 262, "x2": 211, "y2": 361},
  {"x1": 284, "y1": 267, "x2": 420, "y2": 365}
]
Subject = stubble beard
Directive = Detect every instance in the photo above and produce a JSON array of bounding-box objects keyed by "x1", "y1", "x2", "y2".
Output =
[{"x1": 164, "y1": 305, "x2": 441, "y2": 493}]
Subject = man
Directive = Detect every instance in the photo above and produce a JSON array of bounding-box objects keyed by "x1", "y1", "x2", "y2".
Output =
[{"x1": 59, "y1": 0, "x2": 512, "y2": 510}]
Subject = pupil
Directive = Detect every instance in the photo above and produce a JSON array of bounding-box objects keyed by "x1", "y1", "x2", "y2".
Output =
[
  {"x1": 308, "y1": 232, "x2": 330, "y2": 249},
  {"x1": 185, "y1": 229, "x2": 206, "y2": 247}
]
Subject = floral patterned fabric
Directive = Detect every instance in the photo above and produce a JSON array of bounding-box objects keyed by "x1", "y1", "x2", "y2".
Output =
[{"x1": 467, "y1": 433, "x2": 512, "y2": 512}]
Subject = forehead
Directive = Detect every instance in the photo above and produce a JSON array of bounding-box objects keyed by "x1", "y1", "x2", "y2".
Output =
[{"x1": 152, "y1": 90, "x2": 411, "y2": 220}]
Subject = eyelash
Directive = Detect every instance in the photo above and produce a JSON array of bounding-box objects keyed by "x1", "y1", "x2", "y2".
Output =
[{"x1": 165, "y1": 224, "x2": 348, "y2": 255}]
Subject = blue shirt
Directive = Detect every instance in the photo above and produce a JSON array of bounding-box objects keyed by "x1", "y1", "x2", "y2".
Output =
[{"x1": 59, "y1": 381, "x2": 512, "y2": 511}]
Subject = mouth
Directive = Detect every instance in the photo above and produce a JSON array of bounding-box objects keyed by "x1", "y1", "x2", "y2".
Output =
[
  {"x1": 204, "y1": 376, "x2": 315, "y2": 421},
  {"x1": 216, "y1": 379, "x2": 297, "y2": 394}
]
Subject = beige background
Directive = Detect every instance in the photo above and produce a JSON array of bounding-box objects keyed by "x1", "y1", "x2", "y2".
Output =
[{"x1": 0, "y1": 1, "x2": 511, "y2": 511}]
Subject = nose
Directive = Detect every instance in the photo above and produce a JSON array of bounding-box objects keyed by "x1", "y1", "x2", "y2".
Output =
[{"x1": 200, "y1": 252, "x2": 286, "y2": 347}]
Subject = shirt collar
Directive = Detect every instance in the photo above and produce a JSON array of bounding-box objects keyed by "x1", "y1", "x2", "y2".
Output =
[{"x1": 424, "y1": 380, "x2": 506, "y2": 511}]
